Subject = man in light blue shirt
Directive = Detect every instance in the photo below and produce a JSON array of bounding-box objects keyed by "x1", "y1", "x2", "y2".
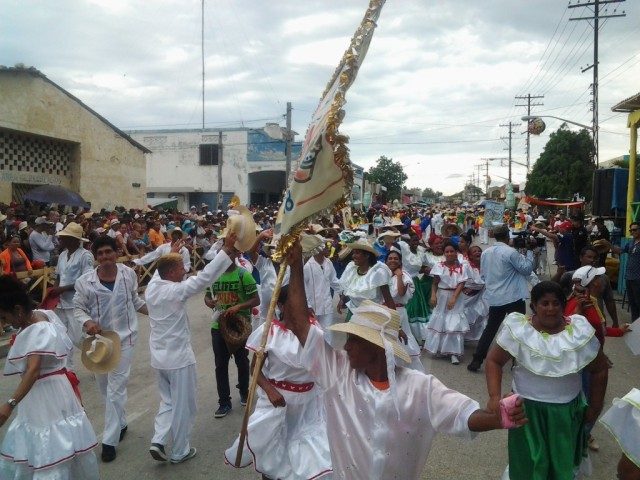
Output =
[{"x1": 467, "y1": 224, "x2": 534, "y2": 372}]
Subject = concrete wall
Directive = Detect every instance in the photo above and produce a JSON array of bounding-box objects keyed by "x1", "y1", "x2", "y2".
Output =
[{"x1": 0, "y1": 70, "x2": 147, "y2": 209}]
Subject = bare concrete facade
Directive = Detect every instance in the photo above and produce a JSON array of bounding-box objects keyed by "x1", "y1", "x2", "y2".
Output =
[{"x1": 0, "y1": 66, "x2": 149, "y2": 209}]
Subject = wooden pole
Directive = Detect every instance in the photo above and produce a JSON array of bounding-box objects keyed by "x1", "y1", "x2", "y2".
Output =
[{"x1": 234, "y1": 259, "x2": 289, "y2": 466}]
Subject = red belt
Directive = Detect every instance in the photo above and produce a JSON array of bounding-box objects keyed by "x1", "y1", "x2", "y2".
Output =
[
  {"x1": 38, "y1": 368, "x2": 83, "y2": 405},
  {"x1": 268, "y1": 379, "x2": 314, "y2": 393}
]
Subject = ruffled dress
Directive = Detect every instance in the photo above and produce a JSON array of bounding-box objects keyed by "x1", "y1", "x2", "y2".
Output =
[
  {"x1": 460, "y1": 262, "x2": 488, "y2": 342},
  {"x1": 423, "y1": 262, "x2": 469, "y2": 356},
  {"x1": 0, "y1": 311, "x2": 99, "y2": 480},
  {"x1": 224, "y1": 319, "x2": 332, "y2": 479},
  {"x1": 399, "y1": 243, "x2": 432, "y2": 343},
  {"x1": 339, "y1": 261, "x2": 392, "y2": 316},
  {"x1": 408, "y1": 252, "x2": 443, "y2": 343},
  {"x1": 496, "y1": 313, "x2": 600, "y2": 480},
  {"x1": 599, "y1": 388, "x2": 640, "y2": 470},
  {"x1": 388, "y1": 270, "x2": 423, "y2": 372}
]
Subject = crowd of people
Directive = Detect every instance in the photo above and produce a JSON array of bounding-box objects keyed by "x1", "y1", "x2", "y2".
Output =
[{"x1": 0, "y1": 198, "x2": 638, "y2": 480}]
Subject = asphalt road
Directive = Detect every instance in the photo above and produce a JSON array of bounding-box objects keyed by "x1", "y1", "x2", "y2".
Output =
[{"x1": 1, "y1": 246, "x2": 637, "y2": 479}]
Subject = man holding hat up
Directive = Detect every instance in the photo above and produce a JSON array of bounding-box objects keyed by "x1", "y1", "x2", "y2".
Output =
[
  {"x1": 282, "y1": 241, "x2": 526, "y2": 479},
  {"x1": 74, "y1": 235, "x2": 148, "y2": 463},
  {"x1": 49, "y1": 222, "x2": 95, "y2": 370}
]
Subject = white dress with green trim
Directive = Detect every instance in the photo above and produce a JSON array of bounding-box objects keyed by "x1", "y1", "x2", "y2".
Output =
[
  {"x1": 599, "y1": 388, "x2": 640, "y2": 469},
  {"x1": 496, "y1": 312, "x2": 600, "y2": 480}
]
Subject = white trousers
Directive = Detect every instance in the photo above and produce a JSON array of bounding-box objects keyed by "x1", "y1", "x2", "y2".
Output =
[
  {"x1": 152, "y1": 364, "x2": 197, "y2": 461},
  {"x1": 479, "y1": 227, "x2": 488, "y2": 244},
  {"x1": 55, "y1": 308, "x2": 81, "y2": 371},
  {"x1": 96, "y1": 345, "x2": 134, "y2": 447},
  {"x1": 315, "y1": 313, "x2": 336, "y2": 347}
]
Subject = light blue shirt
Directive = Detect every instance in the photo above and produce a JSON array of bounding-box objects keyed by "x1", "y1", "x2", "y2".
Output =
[{"x1": 481, "y1": 242, "x2": 534, "y2": 307}]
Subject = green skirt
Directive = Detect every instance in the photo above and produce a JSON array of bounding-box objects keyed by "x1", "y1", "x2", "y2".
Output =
[
  {"x1": 407, "y1": 275, "x2": 432, "y2": 324},
  {"x1": 508, "y1": 394, "x2": 587, "y2": 480}
]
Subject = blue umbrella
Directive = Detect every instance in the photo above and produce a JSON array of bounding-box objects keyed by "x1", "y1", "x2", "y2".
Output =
[{"x1": 23, "y1": 185, "x2": 90, "y2": 208}]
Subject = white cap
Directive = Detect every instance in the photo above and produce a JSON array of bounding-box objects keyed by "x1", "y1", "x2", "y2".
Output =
[
  {"x1": 572, "y1": 266, "x2": 607, "y2": 287},
  {"x1": 35, "y1": 216, "x2": 51, "y2": 225},
  {"x1": 110, "y1": 218, "x2": 120, "y2": 226}
]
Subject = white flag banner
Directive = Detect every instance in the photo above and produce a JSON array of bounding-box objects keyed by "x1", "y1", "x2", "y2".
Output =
[{"x1": 275, "y1": 0, "x2": 386, "y2": 256}]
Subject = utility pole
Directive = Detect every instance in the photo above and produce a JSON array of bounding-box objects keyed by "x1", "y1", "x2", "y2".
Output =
[
  {"x1": 515, "y1": 94, "x2": 544, "y2": 171},
  {"x1": 500, "y1": 122, "x2": 520, "y2": 183},
  {"x1": 569, "y1": 0, "x2": 626, "y2": 167},
  {"x1": 201, "y1": 0, "x2": 205, "y2": 130},
  {"x1": 285, "y1": 102, "x2": 292, "y2": 185},
  {"x1": 217, "y1": 130, "x2": 223, "y2": 209}
]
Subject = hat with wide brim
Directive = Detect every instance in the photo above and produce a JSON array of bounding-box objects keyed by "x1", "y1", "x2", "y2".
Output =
[
  {"x1": 81, "y1": 331, "x2": 121, "y2": 374},
  {"x1": 592, "y1": 239, "x2": 612, "y2": 254},
  {"x1": 345, "y1": 239, "x2": 378, "y2": 257},
  {"x1": 221, "y1": 205, "x2": 257, "y2": 252},
  {"x1": 442, "y1": 224, "x2": 461, "y2": 237},
  {"x1": 56, "y1": 222, "x2": 88, "y2": 242},
  {"x1": 377, "y1": 231, "x2": 401, "y2": 243},
  {"x1": 301, "y1": 233, "x2": 327, "y2": 257},
  {"x1": 330, "y1": 301, "x2": 410, "y2": 363}
]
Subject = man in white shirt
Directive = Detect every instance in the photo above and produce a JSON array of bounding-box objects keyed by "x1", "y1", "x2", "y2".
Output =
[
  {"x1": 431, "y1": 212, "x2": 444, "y2": 237},
  {"x1": 303, "y1": 240, "x2": 341, "y2": 345},
  {"x1": 133, "y1": 227, "x2": 191, "y2": 274},
  {"x1": 29, "y1": 217, "x2": 56, "y2": 265},
  {"x1": 145, "y1": 233, "x2": 237, "y2": 464},
  {"x1": 282, "y1": 241, "x2": 526, "y2": 480},
  {"x1": 49, "y1": 222, "x2": 95, "y2": 369},
  {"x1": 74, "y1": 236, "x2": 148, "y2": 463},
  {"x1": 106, "y1": 218, "x2": 120, "y2": 239}
]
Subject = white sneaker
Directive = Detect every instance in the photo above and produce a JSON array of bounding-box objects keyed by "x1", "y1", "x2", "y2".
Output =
[{"x1": 450, "y1": 355, "x2": 460, "y2": 365}]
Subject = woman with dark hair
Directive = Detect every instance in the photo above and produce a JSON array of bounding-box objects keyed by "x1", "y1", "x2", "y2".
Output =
[
  {"x1": 485, "y1": 281, "x2": 608, "y2": 480},
  {"x1": 0, "y1": 235, "x2": 32, "y2": 274},
  {"x1": 461, "y1": 245, "x2": 488, "y2": 342},
  {"x1": 337, "y1": 239, "x2": 395, "y2": 318},
  {"x1": 401, "y1": 233, "x2": 432, "y2": 346},
  {"x1": 457, "y1": 232, "x2": 472, "y2": 262},
  {"x1": 424, "y1": 241, "x2": 469, "y2": 364},
  {"x1": 0, "y1": 276, "x2": 99, "y2": 479}
]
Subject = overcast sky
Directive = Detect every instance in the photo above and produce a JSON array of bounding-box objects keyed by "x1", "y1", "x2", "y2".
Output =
[{"x1": 3, "y1": 0, "x2": 638, "y2": 195}]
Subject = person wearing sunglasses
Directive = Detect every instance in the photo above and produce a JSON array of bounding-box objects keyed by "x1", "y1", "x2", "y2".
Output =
[{"x1": 612, "y1": 222, "x2": 640, "y2": 321}]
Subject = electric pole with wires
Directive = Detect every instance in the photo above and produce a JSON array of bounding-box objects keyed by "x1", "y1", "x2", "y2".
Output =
[{"x1": 515, "y1": 94, "x2": 544, "y2": 171}]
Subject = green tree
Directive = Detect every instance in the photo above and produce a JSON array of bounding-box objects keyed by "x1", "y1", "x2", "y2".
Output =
[
  {"x1": 366, "y1": 155, "x2": 408, "y2": 201},
  {"x1": 422, "y1": 187, "x2": 443, "y2": 200},
  {"x1": 526, "y1": 125, "x2": 595, "y2": 200}
]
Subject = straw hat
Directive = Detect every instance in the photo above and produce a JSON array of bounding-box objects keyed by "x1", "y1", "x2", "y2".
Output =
[
  {"x1": 592, "y1": 239, "x2": 612, "y2": 254},
  {"x1": 81, "y1": 331, "x2": 121, "y2": 374},
  {"x1": 345, "y1": 239, "x2": 378, "y2": 256},
  {"x1": 442, "y1": 223, "x2": 461, "y2": 237},
  {"x1": 220, "y1": 205, "x2": 257, "y2": 252},
  {"x1": 330, "y1": 300, "x2": 409, "y2": 363},
  {"x1": 56, "y1": 222, "x2": 88, "y2": 242},
  {"x1": 377, "y1": 231, "x2": 401, "y2": 243},
  {"x1": 301, "y1": 233, "x2": 327, "y2": 257}
]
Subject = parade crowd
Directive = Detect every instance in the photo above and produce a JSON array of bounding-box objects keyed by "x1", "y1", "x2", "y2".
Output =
[{"x1": 0, "y1": 199, "x2": 638, "y2": 480}]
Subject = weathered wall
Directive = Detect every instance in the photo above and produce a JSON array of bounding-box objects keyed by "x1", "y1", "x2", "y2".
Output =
[{"x1": 0, "y1": 71, "x2": 147, "y2": 209}]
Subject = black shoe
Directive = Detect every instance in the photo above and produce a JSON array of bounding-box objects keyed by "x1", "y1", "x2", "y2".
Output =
[
  {"x1": 149, "y1": 443, "x2": 167, "y2": 462},
  {"x1": 214, "y1": 404, "x2": 232, "y2": 418},
  {"x1": 101, "y1": 444, "x2": 116, "y2": 462},
  {"x1": 170, "y1": 447, "x2": 197, "y2": 464},
  {"x1": 119, "y1": 425, "x2": 128, "y2": 442},
  {"x1": 467, "y1": 359, "x2": 482, "y2": 372},
  {"x1": 240, "y1": 394, "x2": 248, "y2": 407}
]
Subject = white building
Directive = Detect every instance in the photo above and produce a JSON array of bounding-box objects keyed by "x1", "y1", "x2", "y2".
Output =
[{"x1": 128, "y1": 123, "x2": 301, "y2": 211}]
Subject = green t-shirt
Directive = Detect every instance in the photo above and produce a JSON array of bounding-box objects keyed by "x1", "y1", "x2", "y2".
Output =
[{"x1": 208, "y1": 267, "x2": 258, "y2": 330}]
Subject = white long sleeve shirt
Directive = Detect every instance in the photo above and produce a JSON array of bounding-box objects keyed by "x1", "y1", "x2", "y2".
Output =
[
  {"x1": 144, "y1": 249, "x2": 232, "y2": 370},
  {"x1": 133, "y1": 242, "x2": 191, "y2": 272},
  {"x1": 73, "y1": 264, "x2": 145, "y2": 347},
  {"x1": 29, "y1": 230, "x2": 55, "y2": 262},
  {"x1": 56, "y1": 247, "x2": 95, "y2": 309},
  {"x1": 303, "y1": 256, "x2": 341, "y2": 316}
]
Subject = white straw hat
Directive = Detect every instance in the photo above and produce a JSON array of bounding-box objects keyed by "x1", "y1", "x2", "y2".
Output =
[{"x1": 81, "y1": 331, "x2": 121, "y2": 374}]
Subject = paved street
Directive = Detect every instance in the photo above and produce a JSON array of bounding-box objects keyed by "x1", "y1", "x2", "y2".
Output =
[{"x1": 1, "y1": 251, "x2": 637, "y2": 479}]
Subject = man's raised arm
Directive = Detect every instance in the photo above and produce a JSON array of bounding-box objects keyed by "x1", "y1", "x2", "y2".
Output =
[{"x1": 284, "y1": 242, "x2": 311, "y2": 346}]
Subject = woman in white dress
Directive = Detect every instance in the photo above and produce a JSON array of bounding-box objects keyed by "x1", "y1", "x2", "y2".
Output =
[
  {"x1": 0, "y1": 276, "x2": 99, "y2": 480},
  {"x1": 225, "y1": 285, "x2": 332, "y2": 480},
  {"x1": 337, "y1": 239, "x2": 395, "y2": 319},
  {"x1": 385, "y1": 248, "x2": 424, "y2": 372},
  {"x1": 461, "y1": 245, "x2": 488, "y2": 342},
  {"x1": 424, "y1": 241, "x2": 469, "y2": 365},
  {"x1": 600, "y1": 388, "x2": 640, "y2": 480}
]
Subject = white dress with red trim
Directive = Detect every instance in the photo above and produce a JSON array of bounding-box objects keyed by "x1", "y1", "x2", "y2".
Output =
[
  {"x1": 0, "y1": 311, "x2": 99, "y2": 480},
  {"x1": 388, "y1": 270, "x2": 424, "y2": 372},
  {"x1": 224, "y1": 318, "x2": 332, "y2": 479},
  {"x1": 423, "y1": 262, "x2": 470, "y2": 356},
  {"x1": 460, "y1": 262, "x2": 488, "y2": 342}
]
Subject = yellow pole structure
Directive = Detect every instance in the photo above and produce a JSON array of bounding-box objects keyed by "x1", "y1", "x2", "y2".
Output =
[{"x1": 626, "y1": 112, "x2": 640, "y2": 232}]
